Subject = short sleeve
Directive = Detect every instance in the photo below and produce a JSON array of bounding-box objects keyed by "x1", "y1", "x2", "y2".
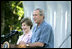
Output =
[
  {"x1": 38, "y1": 26, "x2": 53, "y2": 45},
  {"x1": 16, "y1": 35, "x2": 22, "y2": 45}
]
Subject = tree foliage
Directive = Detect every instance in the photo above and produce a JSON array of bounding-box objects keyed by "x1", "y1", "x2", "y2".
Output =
[{"x1": 1, "y1": 1, "x2": 24, "y2": 44}]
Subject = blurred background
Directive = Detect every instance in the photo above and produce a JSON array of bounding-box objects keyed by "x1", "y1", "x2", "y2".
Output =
[{"x1": 1, "y1": 1, "x2": 71, "y2": 48}]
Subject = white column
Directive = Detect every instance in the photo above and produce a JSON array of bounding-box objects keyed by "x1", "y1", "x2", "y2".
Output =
[
  {"x1": 66, "y1": 1, "x2": 71, "y2": 48},
  {"x1": 22, "y1": 1, "x2": 34, "y2": 20}
]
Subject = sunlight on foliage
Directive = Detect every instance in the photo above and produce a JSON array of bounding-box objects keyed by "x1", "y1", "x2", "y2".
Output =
[
  {"x1": 1, "y1": 1, "x2": 24, "y2": 44},
  {"x1": 11, "y1": 1, "x2": 24, "y2": 20}
]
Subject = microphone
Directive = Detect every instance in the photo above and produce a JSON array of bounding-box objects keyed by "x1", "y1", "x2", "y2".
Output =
[
  {"x1": 1, "y1": 30, "x2": 22, "y2": 44},
  {"x1": 3, "y1": 30, "x2": 21, "y2": 39}
]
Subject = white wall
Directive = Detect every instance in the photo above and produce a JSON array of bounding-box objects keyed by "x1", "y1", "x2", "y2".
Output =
[{"x1": 22, "y1": 1, "x2": 71, "y2": 48}]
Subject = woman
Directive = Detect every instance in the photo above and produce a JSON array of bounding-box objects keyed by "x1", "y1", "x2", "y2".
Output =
[{"x1": 17, "y1": 18, "x2": 33, "y2": 45}]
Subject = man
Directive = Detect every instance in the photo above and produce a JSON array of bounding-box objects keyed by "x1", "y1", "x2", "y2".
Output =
[{"x1": 22, "y1": 8, "x2": 54, "y2": 48}]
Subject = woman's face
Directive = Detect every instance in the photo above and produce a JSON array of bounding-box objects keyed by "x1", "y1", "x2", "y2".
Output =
[{"x1": 21, "y1": 22, "x2": 30, "y2": 33}]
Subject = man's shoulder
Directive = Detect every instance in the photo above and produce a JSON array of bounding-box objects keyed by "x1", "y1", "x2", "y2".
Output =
[{"x1": 43, "y1": 21, "x2": 52, "y2": 29}]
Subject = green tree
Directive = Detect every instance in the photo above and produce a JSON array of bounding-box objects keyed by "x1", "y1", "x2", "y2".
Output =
[{"x1": 1, "y1": 1, "x2": 24, "y2": 44}]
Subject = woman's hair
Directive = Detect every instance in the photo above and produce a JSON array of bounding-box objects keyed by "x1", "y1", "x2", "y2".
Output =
[{"x1": 21, "y1": 18, "x2": 33, "y2": 29}]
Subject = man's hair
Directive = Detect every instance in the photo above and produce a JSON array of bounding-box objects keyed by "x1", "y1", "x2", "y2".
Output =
[
  {"x1": 34, "y1": 8, "x2": 45, "y2": 19},
  {"x1": 21, "y1": 18, "x2": 33, "y2": 29}
]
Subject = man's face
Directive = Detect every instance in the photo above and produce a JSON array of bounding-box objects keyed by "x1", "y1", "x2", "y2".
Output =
[{"x1": 33, "y1": 10, "x2": 43, "y2": 24}]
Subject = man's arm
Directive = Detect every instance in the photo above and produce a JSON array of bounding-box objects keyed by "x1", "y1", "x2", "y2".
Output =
[
  {"x1": 16, "y1": 41, "x2": 44, "y2": 48},
  {"x1": 27, "y1": 42, "x2": 44, "y2": 48},
  {"x1": 29, "y1": 42, "x2": 44, "y2": 47}
]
